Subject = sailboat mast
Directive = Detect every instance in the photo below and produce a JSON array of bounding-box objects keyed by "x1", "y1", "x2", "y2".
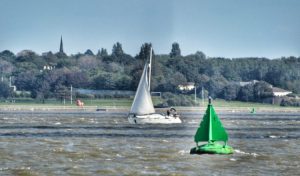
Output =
[{"x1": 148, "y1": 47, "x2": 153, "y2": 91}]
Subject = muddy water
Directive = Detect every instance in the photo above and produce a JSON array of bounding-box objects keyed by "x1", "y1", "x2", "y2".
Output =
[{"x1": 0, "y1": 111, "x2": 299, "y2": 175}]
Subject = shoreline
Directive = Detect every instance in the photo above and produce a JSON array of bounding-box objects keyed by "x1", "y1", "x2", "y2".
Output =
[{"x1": 1, "y1": 105, "x2": 299, "y2": 113}]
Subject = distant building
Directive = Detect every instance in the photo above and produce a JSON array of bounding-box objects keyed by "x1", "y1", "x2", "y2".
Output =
[
  {"x1": 178, "y1": 82, "x2": 195, "y2": 91},
  {"x1": 234, "y1": 80, "x2": 293, "y2": 104},
  {"x1": 265, "y1": 87, "x2": 293, "y2": 104},
  {"x1": 56, "y1": 36, "x2": 67, "y2": 57},
  {"x1": 59, "y1": 35, "x2": 64, "y2": 53},
  {"x1": 238, "y1": 80, "x2": 259, "y2": 87},
  {"x1": 271, "y1": 86, "x2": 292, "y2": 97},
  {"x1": 43, "y1": 65, "x2": 54, "y2": 70}
]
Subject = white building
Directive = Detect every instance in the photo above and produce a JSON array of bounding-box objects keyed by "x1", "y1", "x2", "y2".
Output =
[
  {"x1": 272, "y1": 87, "x2": 292, "y2": 97},
  {"x1": 43, "y1": 65, "x2": 54, "y2": 70},
  {"x1": 238, "y1": 80, "x2": 259, "y2": 87},
  {"x1": 178, "y1": 82, "x2": 195, "y2": 91}
]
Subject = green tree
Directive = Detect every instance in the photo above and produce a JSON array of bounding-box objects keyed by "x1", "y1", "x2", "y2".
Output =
[
  {"x1": 221, "y1": 84, "x2": 240, "y2": 101},
  {"x1": 66, "y1": 71, "x2": 90, "y2": 88},
  {"x1": 97, "y1": 48, "x2": 108, "y2": 57},
  {"x1": 222, "y1": 64, "x2": 240, "y2": 81},
  {"x1": 0, "y1": 82, "x2": 11, "y2": 98},
  {"x1": 195, "y1": 51, "x2": 206, "y2": 59},
  {"x1": 84, "y1": 49, "x2": 94, "y2": 56},
  {"x1": 42, "y1": 51, "x2": 58, "y2": 65},
  {"x1": 170, "y1": 42, "x2": 181, "y2": 58},
  {"x1": 0, "y1": 50, "x2": 15, "y2": 62},
  {"x1": 253, "y1": 81, "x2": 273, "y2": 101},
  {"x1": 14, "y1": 71, "x2": 38, "y2": 91},
  {"x1": 115, "y1": 75, "x2": 132, "y2": 90},
  {"x1": 31, "y1": 75, "x2": 51, "y2": 103},
  {"x1": 0, "y1": 59, "x2": 15, "y2": 76},
  {"x1": 94, "y1": 73, "x2": 115, "y2": 90},
  {"x1": 237, "y1": 84, "x2": 255, "y2": 102},
  {"x1": 206, "y1": 76, "x2": 228, "y2": 98},
  {"x1": 137, "y1": 43, "x2": 153, "y2": 61},
  {"x1": 54, "y1": 84, "x2": 69, "y2": 103},
  {"x1": 112, "y1": 42, "x2": 124, "y2": 57},
  {"x1": 16, "y1": 50, "x2": 38, "y2": 62}
]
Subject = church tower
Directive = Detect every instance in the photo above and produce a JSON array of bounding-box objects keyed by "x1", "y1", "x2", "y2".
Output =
[{"x1": 59, "y1": 36, "x2": 64, "y2": 53}]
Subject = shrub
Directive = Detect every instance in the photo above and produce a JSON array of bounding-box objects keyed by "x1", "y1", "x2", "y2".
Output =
[{"x1": 280, "y1": 98, "x2": 300, "y2": 107}]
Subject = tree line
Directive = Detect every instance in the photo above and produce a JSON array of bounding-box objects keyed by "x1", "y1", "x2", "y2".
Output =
[{"x1": 1, "y1": 42, "x2": 300, "y2": 105}]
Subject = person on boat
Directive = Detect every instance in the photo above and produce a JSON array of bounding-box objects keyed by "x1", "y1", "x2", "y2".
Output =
[
  {"x1": 167, "y1": 109, "x2": 170, "y2": 116},
  {"x1": 169, "y1": 108, "x2": 177, "y2": 118}
]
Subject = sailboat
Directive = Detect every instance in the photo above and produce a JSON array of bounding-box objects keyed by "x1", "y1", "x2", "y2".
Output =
[
  {"x1": 190, "y1": 97, "x2": 233, "y2": 154},
  {"x1": 128, "y1": 48, "x2": 182, "y2": 124}
]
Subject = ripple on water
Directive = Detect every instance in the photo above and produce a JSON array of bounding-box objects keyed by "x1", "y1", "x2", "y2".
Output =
[
  {"x1": 234, "y1": 149, "x2": 259, "y2": 157},
  {"x1": 0, "y1": 112, "x2": 300, "y2": 175}
]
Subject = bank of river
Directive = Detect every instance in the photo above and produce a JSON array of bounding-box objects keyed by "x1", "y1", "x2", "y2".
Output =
[{"x1": 0, "y1": 104, "x2": 299, "y2": 113}]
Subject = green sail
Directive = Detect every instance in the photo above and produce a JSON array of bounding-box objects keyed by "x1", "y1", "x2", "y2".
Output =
[{"x1": 194, "y1": 104, "x2": 228, "y2": 143}]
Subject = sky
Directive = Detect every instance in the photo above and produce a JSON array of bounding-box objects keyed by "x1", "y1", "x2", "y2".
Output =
[{"x1": 0, "y1": 0, "x2": 299, "y2": 58}]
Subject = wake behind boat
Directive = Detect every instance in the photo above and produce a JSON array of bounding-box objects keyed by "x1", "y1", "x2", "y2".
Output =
[{"x1": 128, "y1": 47, "x2": 182, "y2": 124}]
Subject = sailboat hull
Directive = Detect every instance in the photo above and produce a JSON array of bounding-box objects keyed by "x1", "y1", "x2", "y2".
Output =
[{"x1": 128, "y1": 114, "x2": 182, "y2": 124}]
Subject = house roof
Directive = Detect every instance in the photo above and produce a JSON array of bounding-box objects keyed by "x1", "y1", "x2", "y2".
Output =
[{"x1": 272, "y1": 87, "x2": 292, "y2": 93}]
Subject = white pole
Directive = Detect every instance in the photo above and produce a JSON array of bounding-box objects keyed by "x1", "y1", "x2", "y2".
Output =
[
  {"x1": 202, "y1": 86, "x2": 204, "y2": 106},
  {"x1": 70, "y1": 85, "x2": 73, "y2": 104},
  {"x1": 194, "y1": 86, "x2": 197, "y2": 104}
]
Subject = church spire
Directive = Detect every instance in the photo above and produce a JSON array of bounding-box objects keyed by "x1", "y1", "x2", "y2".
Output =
[{"x1": 59, "y1": 35, "x2": 64, "y2": 53}]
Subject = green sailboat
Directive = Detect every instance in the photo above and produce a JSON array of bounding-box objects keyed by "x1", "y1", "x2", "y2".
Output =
[{"x1": 190, "y1": 98, "x2": 234, "y2": 154}]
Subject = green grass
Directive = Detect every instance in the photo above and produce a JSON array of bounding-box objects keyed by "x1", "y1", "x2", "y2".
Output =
[
  {"x1": 0, "y1": 98, "x2": 131, "y2": 107},
  {"x1": 202, "y1": 99, "x2": 280, "y2": 108},
  {"x1": 0, "y1": 97, "x2": 163, "y2": 107},
  {"x1": 81, "y1": 98, "x2": 133, "y2": 107},
  {"x1": 0, "y1": 97, "x2": 283, "y2": 108}
]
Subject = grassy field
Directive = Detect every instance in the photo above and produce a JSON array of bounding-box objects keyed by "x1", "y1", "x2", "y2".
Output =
[
  {"x1": 204, "y1": 99, "x2": 280, "y2": 108},
  {"x1": 0, "y1": 97, "x2": 282, "y2": 108},
  {"x1": 1, "y1": 97, "x2": 299, "y2": 113}
]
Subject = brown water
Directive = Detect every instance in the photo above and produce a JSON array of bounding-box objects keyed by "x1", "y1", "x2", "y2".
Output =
[{"x1": 0, "y1": 111, "x2": 299, "y2": 175}]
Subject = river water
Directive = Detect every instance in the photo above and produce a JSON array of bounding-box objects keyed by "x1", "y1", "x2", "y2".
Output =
[{"x1": 0, "y1": 110, "x2": 299, "y2": 175}]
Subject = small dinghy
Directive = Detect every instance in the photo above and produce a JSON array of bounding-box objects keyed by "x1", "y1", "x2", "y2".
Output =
[{"x1": 190, "y1": 97, "x2": 233, "y2": 154}]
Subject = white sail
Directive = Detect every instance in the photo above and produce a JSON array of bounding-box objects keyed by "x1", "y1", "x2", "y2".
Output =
[{"x1": 129, "y1": 63, "x2": 155, "y2": 115}]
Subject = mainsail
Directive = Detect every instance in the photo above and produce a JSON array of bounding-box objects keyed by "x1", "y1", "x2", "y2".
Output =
[
  {"x1": 129, "y1": 63, "x2": 155, "y2": 115},
  {"x1": 194, "y1": 103, "x2": 228, "y2": 143}
]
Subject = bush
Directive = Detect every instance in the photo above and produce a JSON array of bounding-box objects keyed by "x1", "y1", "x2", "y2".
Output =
[
  {"x1": 163, "y1": 92, "x2": 196, "y2": 106},
  {"x1": 280, "y1": 98, "x2": 300, "y2": 107},
  {"x1": 154, "y1": 102, "x2": 169, "y2": 108},
  {"x1": 0, "y1": 82, "x2": 11, "y2": 98},
  {"x1": 75, "y1": 93, "x2": 94, "y2": 98}
]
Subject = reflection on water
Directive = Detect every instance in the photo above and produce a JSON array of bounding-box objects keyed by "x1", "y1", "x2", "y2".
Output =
[{"x1": 0, "y1": 111, "x2": 300, "y2": 175}]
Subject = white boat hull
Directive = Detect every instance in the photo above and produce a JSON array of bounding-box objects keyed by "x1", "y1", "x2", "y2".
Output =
[{"x1": 128, "y1": 114, "x2": 182, "y2": 124}]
